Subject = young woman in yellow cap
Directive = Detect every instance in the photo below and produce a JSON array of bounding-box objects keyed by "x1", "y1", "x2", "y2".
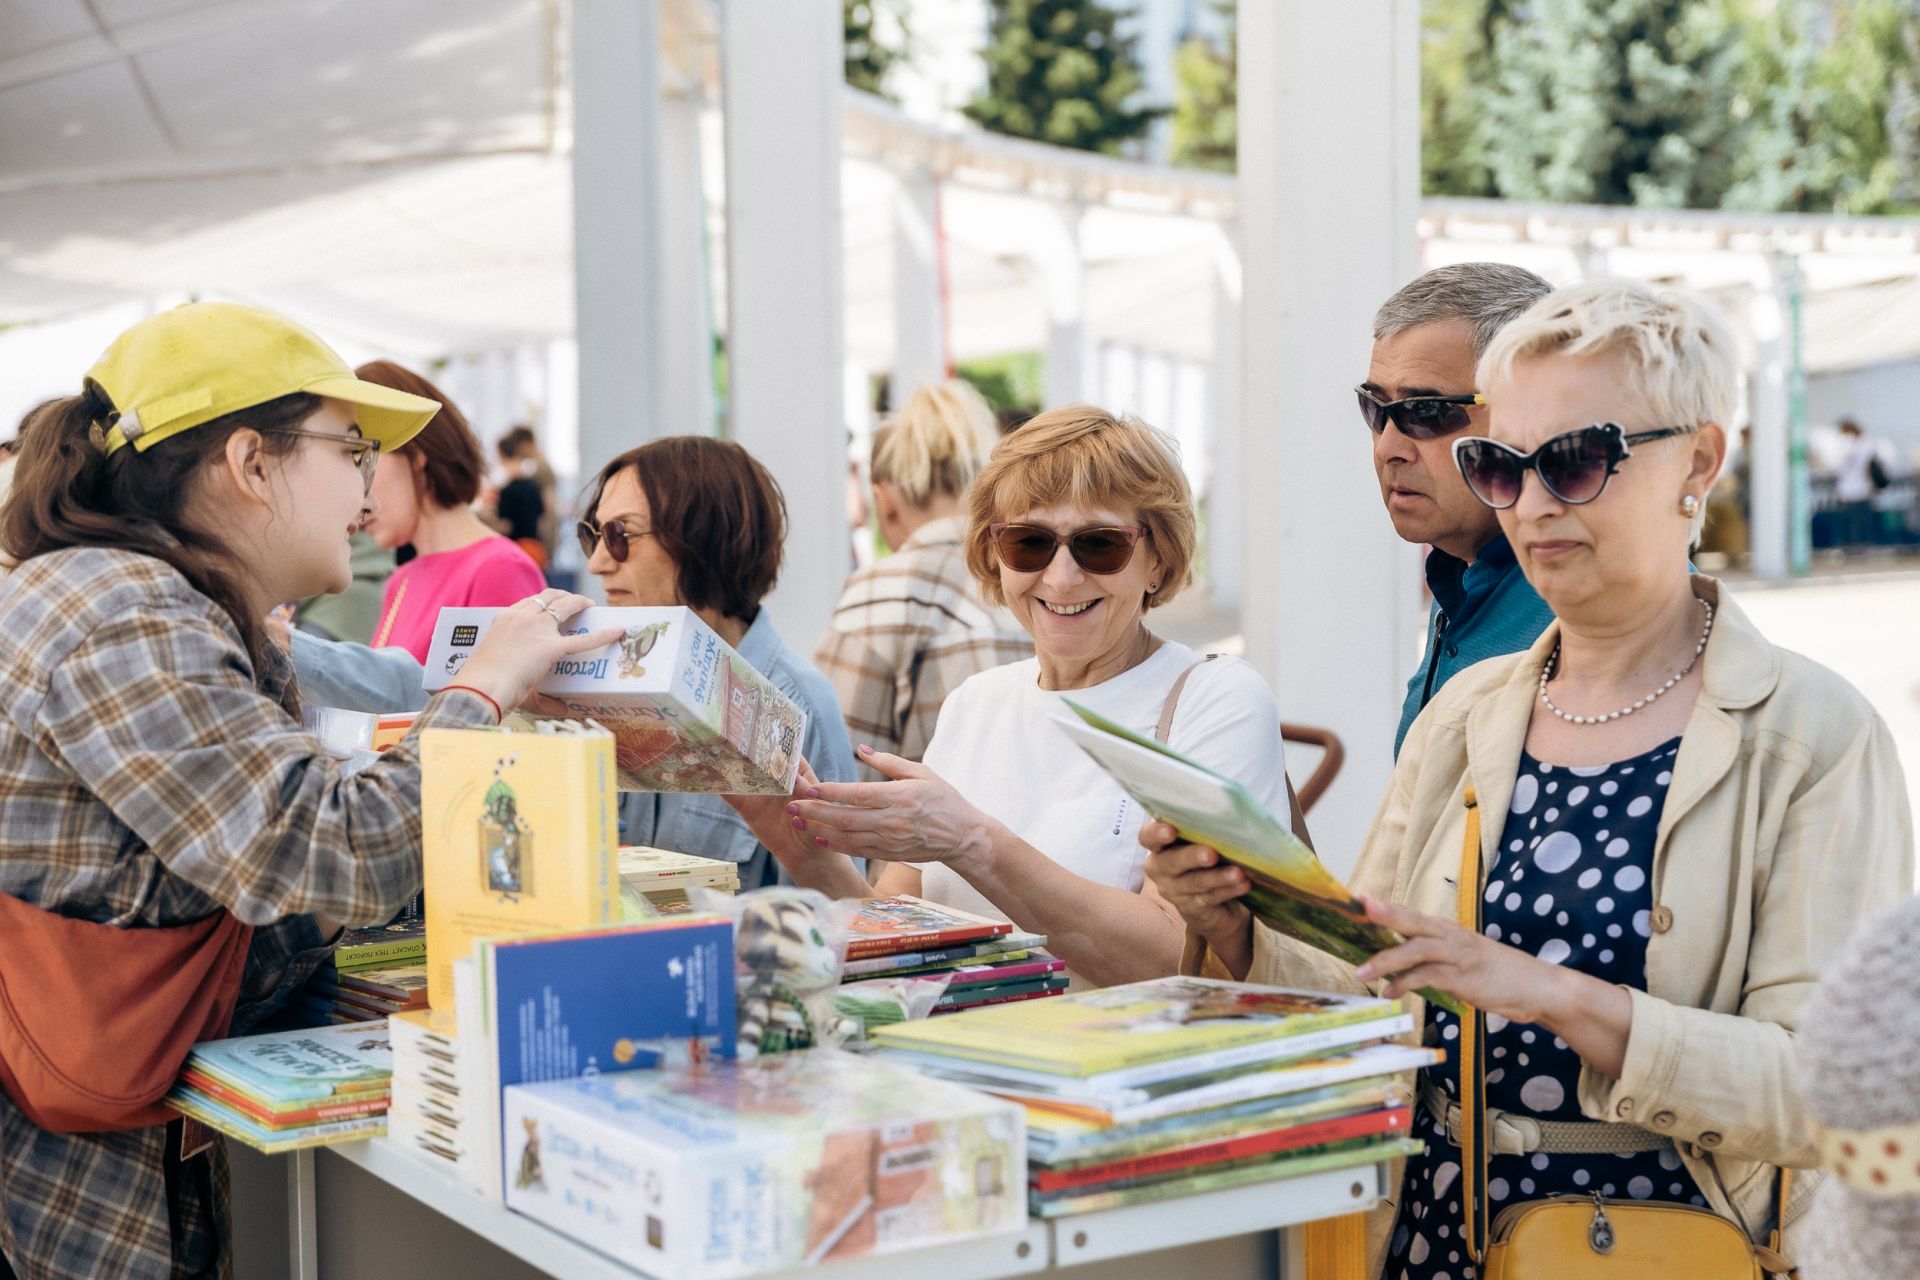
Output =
[{"x1": 0, "y1": 301, "x2": 615, "y2": 1280}]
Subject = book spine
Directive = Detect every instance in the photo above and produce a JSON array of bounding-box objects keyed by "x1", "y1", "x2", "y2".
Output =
[
  {"x1": 841, "y1": 942, "x2": 1013, "y2": 976},
  {"x1": 844, "y1": 926, "x2": 1007, "y2": 961},
  {"x1": 1084, "y1": 1014, "x2": 1415, "y2": 1091},
  {"x1": 179, "y1": 1074, "x2": 390, "y2": 1126},
  {"x1": 944, "y1": 958, "x2": 1068, "y2": 987},
  {"x1": 1032, "y1": 1138, "x2": 1421, "y2": 1217},
  {"x1": 935, "y1": 987, "x2": 1067, "y2": 1014},
  {"x1": 333, "y1": 940, "x2": 428, "y2": 971},
  {"x1": 1031, "y1": 1107, "x2": 1410, "y2": 1193}
]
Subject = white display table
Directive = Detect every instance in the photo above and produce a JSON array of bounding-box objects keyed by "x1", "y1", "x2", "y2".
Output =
[{"x1": 231, "y1": 1138, "x2": 1388, "y2": 1280}]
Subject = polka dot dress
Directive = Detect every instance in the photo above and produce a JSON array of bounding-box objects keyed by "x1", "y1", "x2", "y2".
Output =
[{"x1": 1384, "y1": 738, "x2": 1703, "y2": 1280}]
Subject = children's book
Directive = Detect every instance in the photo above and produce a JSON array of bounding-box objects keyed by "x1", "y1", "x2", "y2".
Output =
[
  {"x1": 463, "y1": 916, "x2": 738, "y2": 1204},
  {"x1": 176, "y1": 1071, "x2": 390, "y2": 1126},
  {"x1": 331, "y1": 917, "x2": 427, "y2": 972},
  {"x1": 942, "y1": 956, "x2": 1067, "y2": 988},
  {"x1": 167, "y1": 1087, "x2": 386, "y2": 1154},
  {"x1": 839, "y1": 932, "x2": 1045, "y2": 978},
  {"x1": 1029, "y1": 1105, "x2": 1412, "y2": 1193},
  {"x1": 870, "y1": 976, "x2": 1405, "y2": 1077},
  {"x1": 502, "y1": 1054, "x2": 1025, "y2": 1279},
  {"x1": 1026, "y1": 1080, "x2": 1398, "y2": 1165},
  {"x1": 1053, "y1": 701, "x2": 1465, "y2": 1016},
  {"x1": 1029, "y1": 1137, "x2": 1422, "y2": 1217},
  {"x1": 843, "y1": 896, "x2": 1012, "y2": 960},
  {"x1": 422, "y1": 606, "x2": 807, "y2": 795},
  {"x1": 421, "y1": 721, "x2": 621, "y2": 1010},
  {"x1": 182, "y1": 1021, "x2": 393, "y2": 1104}
]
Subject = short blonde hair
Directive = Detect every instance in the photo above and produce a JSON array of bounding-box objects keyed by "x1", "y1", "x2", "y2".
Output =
[
  {"x1": 965, "y1": 406, "x2": 1196, "y2": 610},
  {"x1": 1478, "y1": 280, "x2": 1735, "y2": 540},
  {"x1": 872, "y1": 379, "x2": 998, "y2": 506}
]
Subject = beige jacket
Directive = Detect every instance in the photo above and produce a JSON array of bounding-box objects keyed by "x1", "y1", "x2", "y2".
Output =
[{"x1": 1208, "y1": 576, "x2": 1914, "y2": 1272}]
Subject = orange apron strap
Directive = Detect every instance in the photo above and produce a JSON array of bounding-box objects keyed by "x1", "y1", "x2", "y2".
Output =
[{"x1": 1456, "y1": 786, "x2": 1488, "y2": 1266}]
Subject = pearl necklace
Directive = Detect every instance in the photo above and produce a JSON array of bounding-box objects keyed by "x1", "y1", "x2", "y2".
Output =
[{"x1": 1539, "y1": 600, "x2": 1714, "y2": 726}]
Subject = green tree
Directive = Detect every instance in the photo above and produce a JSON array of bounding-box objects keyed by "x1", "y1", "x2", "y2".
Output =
[
  {"x1": 964, "y1": 0, "x2": 1166, "y2": 155},
  {"x1": 1882, "y1": 1, "x2": 1920, "y2": 206},
  {"x1": 1170, "y1": 2, "x2": 1235, "y2": 172},
  {"x1": 845, "y1": 0, "x2": 909, "y2": 99},
  {"x1": 1474, "y1": 0, "x2": 1748, "y2": 208},
  {"x1": 1422, "y1": 0, "x2": 1511, "y2": 196},
  {"x1": 1723, "y1": 0, "x2": 1909, "y2": 213}
]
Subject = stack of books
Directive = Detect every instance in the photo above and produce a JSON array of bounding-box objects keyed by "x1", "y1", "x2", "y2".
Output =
[
  {"x1": 619, "y1": 845, "x2": 740, "y2": 918},
  {"x1": 300, "y1": 961, "x2": 429, "y2": 1025},
  {"x1": 840, "y1": 896, "x2": 1065, "y2": 1015},
  {"x1": 870, "y1": 976, "x2": 1438, "y2": 1217},
  {"x1": 388, "y1": 1009, "x2": 469, "y2": 1177},
  {"x1": 167, "y1": 1022, "x2": 393, "y2": 1153}
]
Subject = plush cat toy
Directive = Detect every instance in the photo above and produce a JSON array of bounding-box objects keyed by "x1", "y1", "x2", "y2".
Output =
[{"x1": 733, "y1": 893, "x2": 844, "y2": 1058}]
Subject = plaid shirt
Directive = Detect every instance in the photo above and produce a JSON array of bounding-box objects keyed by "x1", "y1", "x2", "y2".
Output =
[
  {"x1": 814, "y1": 517, "x2": 1031, "y2": 772},
  {"x1": 0, "y1": 547, "x2": 492, "y2": 1279}
]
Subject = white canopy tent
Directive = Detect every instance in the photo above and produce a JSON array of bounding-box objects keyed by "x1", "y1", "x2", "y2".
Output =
[{"x1": 13, "y1": 1, "x2": 1920, "y2": 856}]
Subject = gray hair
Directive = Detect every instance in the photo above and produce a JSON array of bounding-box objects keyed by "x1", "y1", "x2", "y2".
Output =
[{"x1": 1373, "y1": 263, "x2": 1555, "y2": 357}]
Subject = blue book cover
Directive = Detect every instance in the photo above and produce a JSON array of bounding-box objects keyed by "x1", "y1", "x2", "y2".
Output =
[
  {"x1": 486, "y1": 915, "x2": 736, "y2": 1091},
  {"x1": 183, "y1": 1021, "x2": 393, "y2": 1103}
]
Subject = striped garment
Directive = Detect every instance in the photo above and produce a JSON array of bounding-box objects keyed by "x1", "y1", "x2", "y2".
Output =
[
  {"x1": 813, "y1": 516, "x2": 1032, "y2": 772},
  {"x1": 0, "y1": 546, "x2": 494, "y2": 1279}
]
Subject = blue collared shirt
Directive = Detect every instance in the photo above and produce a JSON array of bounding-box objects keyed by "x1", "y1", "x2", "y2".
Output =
[
  {"x1": 1395, "y1": 535, "x2": 1556, "y2": 758},
  {"x1": 619, "y1": 609, "x2": 859, "y2": 888}
]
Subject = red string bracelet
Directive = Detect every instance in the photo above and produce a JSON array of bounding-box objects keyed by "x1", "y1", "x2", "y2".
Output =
[{"x1": 441, "y1": 684, "x2": 503, "y2": 723}]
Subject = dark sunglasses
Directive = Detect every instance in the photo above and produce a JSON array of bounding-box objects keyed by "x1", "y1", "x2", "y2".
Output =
[
  {"x1": 989, "y1": 523, "x2": 1144, "y2": 575},
  {"x1": 1355, "y1": 385, "x2": 1486, "y2": 440},
  {"x1": 1453, "y1": 423, "x2": 1691, "y2": 510},
  {"x1": 576, "y1": 517, "x2": 653, "y2": 563},
  {"x1": 268, "y1": 428, "x2": 380, "y2": 493}
]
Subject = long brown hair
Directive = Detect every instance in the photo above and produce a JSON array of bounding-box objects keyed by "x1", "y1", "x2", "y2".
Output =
[{"x1": 1, "y1": 389, "x2": 319, "y2": 704}]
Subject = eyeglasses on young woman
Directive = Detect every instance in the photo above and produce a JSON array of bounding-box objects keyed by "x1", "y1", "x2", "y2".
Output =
[{"x1": 268, "y1": 428, "x2": 381, "y2": 493}]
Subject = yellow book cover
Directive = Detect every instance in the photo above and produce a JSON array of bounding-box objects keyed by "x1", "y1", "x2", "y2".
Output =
[{"x1": 423, "y1": 724, "x2": 620, "y2": 1010}]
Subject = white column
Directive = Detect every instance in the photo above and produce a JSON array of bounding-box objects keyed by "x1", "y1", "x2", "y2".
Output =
[
  {"x1": 571, "y1": 0, "x2": 666, "y2": 473},
  {"x1": 721, "y1": 0, "x2": 846, "y2": 650},
  {"x1": 659, "y1": 83, "x2": 716, "y2": 438},
  {"x1": 892, "y1": 166, "x2": 946, "y2": 400},
  {"x1": 1043, "y1": 202, "x2": 1097, "y2": 407},
  {"x1": 1749, "y1": 255, "x2": 1791, "y2": 581},
  {"x1": 1206, "y1": 221, "x2": 1244, "y2": 612},
  {"x1": 1238, "y1": 1, "x2": 1423, "y2": 871}
]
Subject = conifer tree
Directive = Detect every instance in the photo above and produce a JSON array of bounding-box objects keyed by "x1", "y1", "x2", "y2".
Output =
[
  {"x1": 1170, "y1": 1, "x2": 1235, "y2": 171},
  {"x1": 964, "y1": 0, "x2": 1165, "y2": 155},
  {"x1": 1474, "y1": 0, "x2": 1746, "y2": 208}
]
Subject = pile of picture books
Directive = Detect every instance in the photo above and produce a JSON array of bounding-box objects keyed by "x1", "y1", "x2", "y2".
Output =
[
  {"x1": 619, "y1": 844, "x2": 740, "y2": 918},
  {"x1": 300, "y1": 960, "x2": 429, "y2": 1025},
  {"x1": 167, "y1": 1021, "x2": 394, "y2": 1153},
  {"x1": 388, "y1": 1008, "x2": 469, "y2": 1178},
  {"x1": 839, "y1": 895, "x2": 1065, "y2": 1016},
  {"x1": 504, "y1": 1052, "x2": 1026, "y2": 1279},
  {"x1": 869, "y1": 975, "x2": 1438, "y2": 1217}
]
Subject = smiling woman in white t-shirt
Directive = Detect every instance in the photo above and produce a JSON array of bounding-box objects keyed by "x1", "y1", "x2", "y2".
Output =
[{"x1": 729, "y1": 407, "x2": 1290, "y2": 987}]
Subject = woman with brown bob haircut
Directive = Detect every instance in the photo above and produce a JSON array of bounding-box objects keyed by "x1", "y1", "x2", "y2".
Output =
[
  {"x1": 576, "y1": 436, "x2": 856, "y2": 886},
  {"x1": 730, "y1": 407, "x2": 1294, "y2": 986}
]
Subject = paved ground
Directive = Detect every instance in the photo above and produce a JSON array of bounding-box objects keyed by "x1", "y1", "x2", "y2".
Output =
[{"x1": 1729, "y1": 568, "x2": 1920, "y2": 858}]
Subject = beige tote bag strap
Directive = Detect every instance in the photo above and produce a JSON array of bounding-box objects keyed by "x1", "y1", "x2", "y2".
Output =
[{"x1": 1154, "y1": 655, "x2": 1219, "y2": 744}]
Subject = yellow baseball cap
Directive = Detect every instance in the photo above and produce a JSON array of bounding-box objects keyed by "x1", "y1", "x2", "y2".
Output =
[{"x1": 86, "y1": 302, "x2": 441, "y2": 457}]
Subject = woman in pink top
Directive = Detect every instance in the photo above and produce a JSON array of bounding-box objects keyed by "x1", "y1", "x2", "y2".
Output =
[{"x1": 355, "y1": 360, "x2": 546, "y2": 660}]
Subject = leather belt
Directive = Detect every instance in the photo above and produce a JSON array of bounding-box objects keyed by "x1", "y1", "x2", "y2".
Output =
[{"x1": 1418, "y1": 1077, "x2": 1673, "y2": 1157}]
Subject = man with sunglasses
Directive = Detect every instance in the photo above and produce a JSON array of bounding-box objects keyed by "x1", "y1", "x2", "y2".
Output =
[{"x1": 1359, "y1": 262, "x2": 1558, "y2": 756}]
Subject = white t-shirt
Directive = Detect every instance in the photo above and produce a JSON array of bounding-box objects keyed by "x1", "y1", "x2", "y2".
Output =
[
  {"x1": 1835, "y1": 437, "x2": 1877, "y2": 502},
  {"x1": 919, "y1": 640, "x2": 1290, "y2": 927}
]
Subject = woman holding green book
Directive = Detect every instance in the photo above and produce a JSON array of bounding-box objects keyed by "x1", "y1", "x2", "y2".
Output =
[
  {"x1": 0, "y1": 303, "x2": 610, "y2": 1280},
  {"x1": 1147, "y1": 280, "x2": 1914, "y2": 1278},
  {"x1": 737, "y1": 407, "x2": 1293, "y2": 990}
]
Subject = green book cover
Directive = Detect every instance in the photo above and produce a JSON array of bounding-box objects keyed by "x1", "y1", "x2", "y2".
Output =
[
  {"x1": 1030, "y1": 1136, "x2": 1420, "y2": 1217},
  {"x1": 1054, "y1": 699, "x2": 1465, "y2": 1017},
  {"x1": 872, "y1": 975, "x2": 1403, "y2": 1077}
]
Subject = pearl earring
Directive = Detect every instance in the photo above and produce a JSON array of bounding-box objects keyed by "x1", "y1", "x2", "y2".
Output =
[{"x1": 1680, "y1": 494, "x2": 1700, "y2": 518}]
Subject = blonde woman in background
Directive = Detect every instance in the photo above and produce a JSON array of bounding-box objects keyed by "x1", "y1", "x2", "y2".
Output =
[{"x1": 816, "y1": 380, "x2": 1032, "y2": 773}]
